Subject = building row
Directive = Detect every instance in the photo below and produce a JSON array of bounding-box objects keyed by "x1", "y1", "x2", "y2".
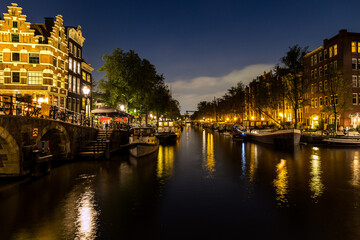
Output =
[
  {"x1": 0, "y1": 3, "x2": 93, "y2": 116},
  {"x1": 245, "y1": 29, "x2": 360, "y2": 130}
]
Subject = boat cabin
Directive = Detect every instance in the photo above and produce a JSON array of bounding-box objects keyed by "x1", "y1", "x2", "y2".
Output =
[{"x1": 132, "y1": 127, "x2": 155, "y2": 136}]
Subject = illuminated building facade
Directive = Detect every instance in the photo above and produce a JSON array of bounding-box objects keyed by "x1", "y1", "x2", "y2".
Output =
[
  {"x1": 304, "y1": 29, "x2": 360, "y2": 129},
  {"x1": 65, "y1": 25, "x2": 92, "y2": 114},
  {"x1": 0, "y1": 3, "x2": 68, "y2": 107}
]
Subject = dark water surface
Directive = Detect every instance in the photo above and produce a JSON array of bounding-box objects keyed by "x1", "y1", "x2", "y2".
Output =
[{"x1": 1, "y1": 126, "x2": 360, "y2": 239}]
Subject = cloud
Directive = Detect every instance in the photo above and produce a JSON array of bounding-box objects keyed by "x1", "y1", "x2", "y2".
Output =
[{"x1": 170, "y1": 64, "x2": 274, "y2": 114}]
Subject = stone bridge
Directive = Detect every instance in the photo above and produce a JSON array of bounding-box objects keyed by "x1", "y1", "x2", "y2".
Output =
[{"x1": 0, "y1": 115, "x2": 98, "y2": 177}]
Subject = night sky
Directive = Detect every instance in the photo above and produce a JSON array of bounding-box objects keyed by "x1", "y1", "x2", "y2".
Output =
[{"x1": 2, "y1": 0, "x2": 360, "y2": 113}]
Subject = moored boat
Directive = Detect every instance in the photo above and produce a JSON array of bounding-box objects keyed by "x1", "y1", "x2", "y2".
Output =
[
  {"x1": 155, "y1": 120, "x2": 181, "y2": 144},
  {"x1": 243, "y1": 129, "x2": 301, "y2": 146},
  {"x1": 129, "y1": 127, "x2": 159, "y2": 158},
  {"x1": 322, "y1": 137, "x2": 360, "y2": 146}
]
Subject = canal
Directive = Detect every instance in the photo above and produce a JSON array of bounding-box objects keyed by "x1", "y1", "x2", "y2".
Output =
[{"x1": 1, "y1": 126, "x2": 360, "y2": 239}]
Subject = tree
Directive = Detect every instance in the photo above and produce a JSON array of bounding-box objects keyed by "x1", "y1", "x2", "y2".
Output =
[
  {"x1": 321, "y1": 67, "x2": 352, "y2": 132},
  {"x1": 280, "y1": 45, "x2": 309, "y2": 129}
]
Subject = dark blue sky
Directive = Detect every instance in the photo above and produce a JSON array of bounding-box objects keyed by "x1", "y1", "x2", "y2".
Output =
[{"x1": 3, "y1": 0, "x2": 360, "y2": 112}]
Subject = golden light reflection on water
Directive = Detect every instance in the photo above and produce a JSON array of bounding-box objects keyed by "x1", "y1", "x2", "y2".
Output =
[
  {"x1": 248, "y1": 144, "x2": 257, "y2": 182},
  {"x1": 75, "y1": 190, "x2": 98, "y2": 240},
  {"x1": 157, "y1": 145, "x2": 175, "y2": 179},
  {"x1": 309, "y1": 149, "x2": 324, "y2": 201},
  {"x1": 202, "y1": 131, "x2": 215, "y2": 178},
  {"x1": 352, "y1": 152, "x2": 360, "y2": 186},
  {"x1": 273, "y1": 159, "x2": 289, "y2": 206}
]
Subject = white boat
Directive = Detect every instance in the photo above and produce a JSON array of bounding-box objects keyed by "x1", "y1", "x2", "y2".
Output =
[
  {"x1": 129, "y1": 127, "x2": 159, "y2": 158},
  {"x1": 243, "y1": 129, "x2": 301, "y2": 146},
  {"x1": 323, "y1": 137, "x2": 360, "y2": 146}
]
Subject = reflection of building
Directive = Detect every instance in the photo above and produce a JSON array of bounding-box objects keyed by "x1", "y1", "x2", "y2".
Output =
[
  {"x1": 0, "y1": 4, "x2": 68, "y2": 107},
  {"x1": 304, "y1": 29, "x2": 360, "y2": 129}
]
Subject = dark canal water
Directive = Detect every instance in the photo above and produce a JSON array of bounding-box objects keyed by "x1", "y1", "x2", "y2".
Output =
[{"x1": 1, "y1": 126, "x2": 360, "y2": 239}]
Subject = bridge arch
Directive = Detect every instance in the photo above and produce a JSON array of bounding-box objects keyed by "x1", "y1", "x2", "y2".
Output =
[
  {"x1": 0, "y1": 126, "x2": 20, "y2": 175},
  {"x1": 38, "y1": 123, "x2": 71, "y2": 160}
]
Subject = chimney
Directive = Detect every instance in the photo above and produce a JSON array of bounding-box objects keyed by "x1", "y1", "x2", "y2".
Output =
[{"x1": 44, "y1": 17, "x2": 54, "y2": 28}]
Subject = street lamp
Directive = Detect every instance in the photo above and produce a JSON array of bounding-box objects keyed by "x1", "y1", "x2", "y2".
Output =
[
  {"x1": 82, "y1": 86, "x2": 90, "y2": 116},
  {"x1": 120, "y1": 104, "x2": 125, "y2": 111}
]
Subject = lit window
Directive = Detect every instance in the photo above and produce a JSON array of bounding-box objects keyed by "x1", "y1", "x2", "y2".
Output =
[
  {"x1": 29, "y1": 53, "x2": 40, "y2": 64},
  {"x1": 334, "y1": 44, "x2": 337, "y2": 56},
  {"x1": 68, "y1": 75, "x2": 72, "y2": 91},
  {"x1": 77, "y1": 78, "x2": 80, "y2": 94},
  {"x1": 329, "y1": 47, "x2": 333, "y2": 58},
  {"x1": 352, "y1": 42, "x2": 357, "y2": 53},
  {"x1": 53, "y1": 75, "x2": 57, "y2": 87},
  {"x1": 12, "y1": 72, "x2": 20, "y2": 83},
  {"x1": 82, "y1": 71, "x2": 86, "y2": 80},
  {"x1": 28, "y1": 72, "x2": 43, "y2": 85},
  {"x1": 353, "y1": 75, "x2": 358, "y2": 87},
  {"x1": 77, "y1": 62, "x2": 80, "y2": 74},
  {"x1": 12, "y1": 21, "x2": 18, "y2": 28},
  {"x1": 82, "y1": 98, "x2": 86, "y2": 108},
  {"x1": 87, "y1": 74, "x2": 91, "y2": 82},
  {"x1": 61, "y1": 79, "x2": 65, "y2": 89},
  {"x1": 11, "y1": 34, "x2": 19, "y2": 42},
  {"x1": 69, "y1": 58, "x2": 72, "y2": 70},
  {"x1": 358, "y1": 42, "x2": 360, "y2": 54},
  {"x1": 73, "y1": 76, "x2": 76, "y2": 92},
  {"x1": 353, "y1": 93, "x2": 358, "y2": 105},
  {"x1": 73, "y1": 60, "x2": 76, "y2": 72},
  {"x1": 0, "y1": 71, "x2": 3, "y2": 84}
]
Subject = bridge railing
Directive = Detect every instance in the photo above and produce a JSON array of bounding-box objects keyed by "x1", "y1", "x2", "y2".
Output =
[{"x1": 0, "y1": 95, "x2": 93, "y2": 127}]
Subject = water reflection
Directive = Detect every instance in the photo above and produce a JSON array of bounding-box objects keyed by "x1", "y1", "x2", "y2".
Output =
[
  {"x1": 157, "y1": 145, "x2": 175, "y2": 180},
  {"x1": 352, "y1": 152, "x2": 360, "y2": 187},
  {"x1": 273, "y1": 159, "x2": 289, "y2": 206},
  {"x1": 202, "y1": 131, "x2": 215, "y2": 178},
  {"x1": 63, "y1": 174, "x2": 99, "y2": 240},
  {"x1": 309, "y1": 147, "x2": 324, "y2": 202},
  {"x1": 248, "y1": 144, "x2": 258, "y2": 182},
  {"x1": 75, "y1": 190, "x2": 98, "y2": 240}
]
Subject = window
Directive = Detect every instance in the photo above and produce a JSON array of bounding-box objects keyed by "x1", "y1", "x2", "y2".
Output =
[
  {"x1": 314, "y1": 54, "x2": 317, "y2": 65},
  {"x1": 29, "y1": 53, "x2": 40, "y2": 64},
  {"x1": 61, "y1": 60, "x2": 64, "y2": 69},
  {"x1": 12, "y1": 72, "x2": 20, "y2": 83},
  {"x1": 358, "y1": 59, "x2": 360, "y2": 70},
  {"x1": 353, "y1": 58, "x2": 357, "y2": 70},
  {"x1": 77, "y1": 62, "x2": 81, "y2": 74},
  {"x1": 353, "y1": 75, "x2": 358, "y2": 87},
  {"x1": 77, "y1": 78, "x2": 80, "y2": 94},
  {"x1": 319, "y1": 67, "x2": 323, "y2": 77},
  {"x1": 314, "y1": 69, "x2": 318, "y2": 79},
  {"x1": 311, "y1": 56, "x2": 313, "y2": 66},
  {"x1": 53, "y1": 75, "x2": 57, "y2": 87},
  {"x1": 324, "y1": 49, "x2": 328, "y2": 59},
  {"x1": 82, "y1": 72, "x2": 86, "y2": 80},
  {"x1": 78, "y1": 49, "x2": 81, "y2": 58},
  {"x1": 325, "y1": 96, "x2": 329, "y2": 106},
  {"x1": 69, "y1": 58, "x2": 72, "y2": 70},
  {"x1": 28, "y1": 72, "x2": 42, "y2": 85},
  {"x1": 324, "y1": 80, "x2": 328, "y2": 91},
  {"x1": 352, "y1": 42, "x2": 357, "y2": 53},
  {"x1": 61, "y1": 79, "x2": 65, "y2": 89},
  {"x1": 319, "y1": 81, "x2": 323, "y2": 92},
  {"x1": 311, "y1": 84, "x2": 314, "y2": 94},
  {"x1": 82, "y1": 98, "x2": 86, "y2": 109},
  {"x1": 53, "y1": 56, "x2": 57, "y2": 67},
  {"x1": 334, "y1": 44, "x2": 338, "y2": 56},
  {"x1": 87, "y1": 74, "x2": 91, "y2": 82},
  {"x1": 68, "y1": 75, "x2": 72, "y2": 91},
  {"x1": 315, "y1": 98, "x2": 318, "y2": 108},
  {"x1": 324, "y1": 64, "x2": 328, "y2": 75},
  {"x1": 329, "y1": 47, "x2": 333, "y2": 58},
  {"x1": 319, "y1": 52, "x2": 323, "y2": 62},
  {"x1": 353, "y1": 93, "x2": 358, "y2": 105},
  {"x1": 0, "y1": 71, "x2": 3, "y2": 84},
  {"x1": 0, "y1": 52, "x2": 2, "y2": 62},
  {"x1": 311, "y1": 98, "x2": 314, "y2": 108},
  {"x1": 358, "y1": 42, "x2": 360, "y2": 54},
  {"x1": 12, "y1": 52, "x2": 20, "y2": 61},
  {"x1": 311, "y1": 70, "x2": 314, "y2": 80},
  {"x1": 73, "y1": 76, "x2": 76, "y2": 92},
  {"x1": 334, "y1": 60, "x2": 338, "y2": 70},
  {"x1": 11, "y1": 33, "x2": 19, "y2": 42},
  {"x1": 74, "y1": 47, "x2": 77, "y2": 57},
  {"x1": 319, "y1": 97, "x2": 323, "y2": 106},
  {"x1": 69, "y1": 42, "x2": 73, "y2": 54},
  {"x1": 12, "y1": 21, "x2": 18, "y2": 28},
  {"x1": 73, "y1": 60, "x2": 76, "y2": 72}
]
